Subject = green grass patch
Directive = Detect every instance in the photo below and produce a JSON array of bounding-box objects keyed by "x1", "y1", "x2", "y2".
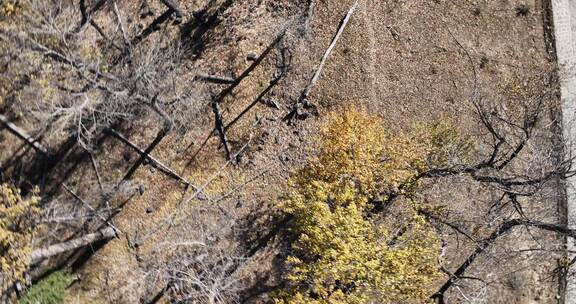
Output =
[{"x1": 19, "y1": 270, "x2": 74, "y2": 304}]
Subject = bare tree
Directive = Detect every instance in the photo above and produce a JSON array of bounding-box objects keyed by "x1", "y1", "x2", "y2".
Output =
[
  {"x1": 1, "y1": 0, "x2": 202, "y2": 150},
  {"x1": 405, "y1": 58, "x2": 569, "y2": 302}
]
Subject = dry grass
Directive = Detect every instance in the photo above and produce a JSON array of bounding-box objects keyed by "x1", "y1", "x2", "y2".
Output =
[{"x1": 0, "y1": 0, "x2": 560, "y2": 302}]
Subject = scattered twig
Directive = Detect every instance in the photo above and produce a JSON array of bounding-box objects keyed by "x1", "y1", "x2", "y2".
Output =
[
  {"x1": 212, "y1": 101, "x2": 232, "y2": 161},
  {"x1": 211, "y1": 169, "x2": 269, "y2": 203},
  {"x1": 224, "y1": 74, "x2": 283, "y2": 133},
  {"x1": 117, "y1": 97, "x2": 173, "y2": 185},
  {"x1": 135, "y1": 137, "x2": 252, "y2": 250},
  {"x1": 301, "y1": 0, "x2": 317, "y2": 34},
  {"x1": 182, "y1": 136, "x2": 251, "y2": 212},
  {"x1": 195, "y1": 73, "x2": 236, "y2": 84},
  {"x1": 107, "y1": 128, "x2": 206, "y2": 198},
  {"x1": 112, "y1": 0, "x2": 131, "y2": 47},
  {"x1": 89, "y1": 153, "x2": 104, "y2": 192},
  {"x1": 300, "y1": 0, "x2": 358, "y2": 101},
  {"x1": 62, "y1": 184, "x2": 120, "y2": 233},
  {"x1": 89, "y1": 20, "x2": 123, "y2": 51},
  {"x1": 183, "y1": 27, "x2": 289, "y2": 166},
  {"x1": 260, "y1": 98, "x2": 280, "y2": 109},
  {"x1": 285, "y1": 0, "x2": 358, "y2": 121},
  {"x1": 213, "y1": 26, "x2": 289, "y2": 107}
]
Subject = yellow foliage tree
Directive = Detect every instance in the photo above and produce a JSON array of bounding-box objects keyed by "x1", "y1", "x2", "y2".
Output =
[
  {"x1": 276, "y1": 108, "x2": 471, "y2": 304},
  {"x1": 0, "y1": 183, "x2": 39, "y2": 289}
]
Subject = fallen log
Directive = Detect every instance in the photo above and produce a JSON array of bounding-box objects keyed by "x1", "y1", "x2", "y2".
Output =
[{"x1": 30, "y1": 227, "x2": 117, "y2": 263}]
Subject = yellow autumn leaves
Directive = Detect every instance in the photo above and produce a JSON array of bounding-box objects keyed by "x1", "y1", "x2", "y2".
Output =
[
  {"x1": 276, "y1": 107, "x2": 472, "y2": 303},
  {"x1": 0, "y1": 183, "x2": 39, "y2": 289}
]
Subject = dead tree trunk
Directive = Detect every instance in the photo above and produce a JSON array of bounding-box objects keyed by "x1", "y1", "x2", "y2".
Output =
[{"x1": 30, "y1": 227, "x2": 117, "y2": 263}]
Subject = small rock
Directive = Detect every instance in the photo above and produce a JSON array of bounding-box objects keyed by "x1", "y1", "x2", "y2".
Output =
[
  {"x1": 261, "y1": 98, "x2": 280, "y2": 109},
  {"x1": 123, "y1": 150, "x2": 132, "y2": 161},
  {"x1": 247, "y1": 52, "x2": 258, "y2": 61},
  {"x1": 146, "y1": 207, "x2": 154, "y2": 214}
]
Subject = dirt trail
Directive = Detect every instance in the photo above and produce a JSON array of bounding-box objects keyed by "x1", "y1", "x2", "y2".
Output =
[{"x1": 360, "y1": 1, "x2": 380, "y2": 110}]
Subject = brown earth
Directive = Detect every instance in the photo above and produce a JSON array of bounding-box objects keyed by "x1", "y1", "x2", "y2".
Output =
[{"x1": 0, "y1": 0, "x2": 561, "y2": 303}]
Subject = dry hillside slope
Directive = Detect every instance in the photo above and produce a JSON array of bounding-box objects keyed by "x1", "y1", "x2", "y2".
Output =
[{"x1": 0, "y1": 0, "x2": 567, "y2": 303}]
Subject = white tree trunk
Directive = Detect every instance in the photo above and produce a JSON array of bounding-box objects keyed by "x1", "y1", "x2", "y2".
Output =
[{"x1": 31, "y1": 227, "x2": 117, "y2": 263}]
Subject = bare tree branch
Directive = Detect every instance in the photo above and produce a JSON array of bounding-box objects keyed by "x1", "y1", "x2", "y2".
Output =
[{"x1": 0, "y1": 114, "x2": 50, "y2": 157}]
